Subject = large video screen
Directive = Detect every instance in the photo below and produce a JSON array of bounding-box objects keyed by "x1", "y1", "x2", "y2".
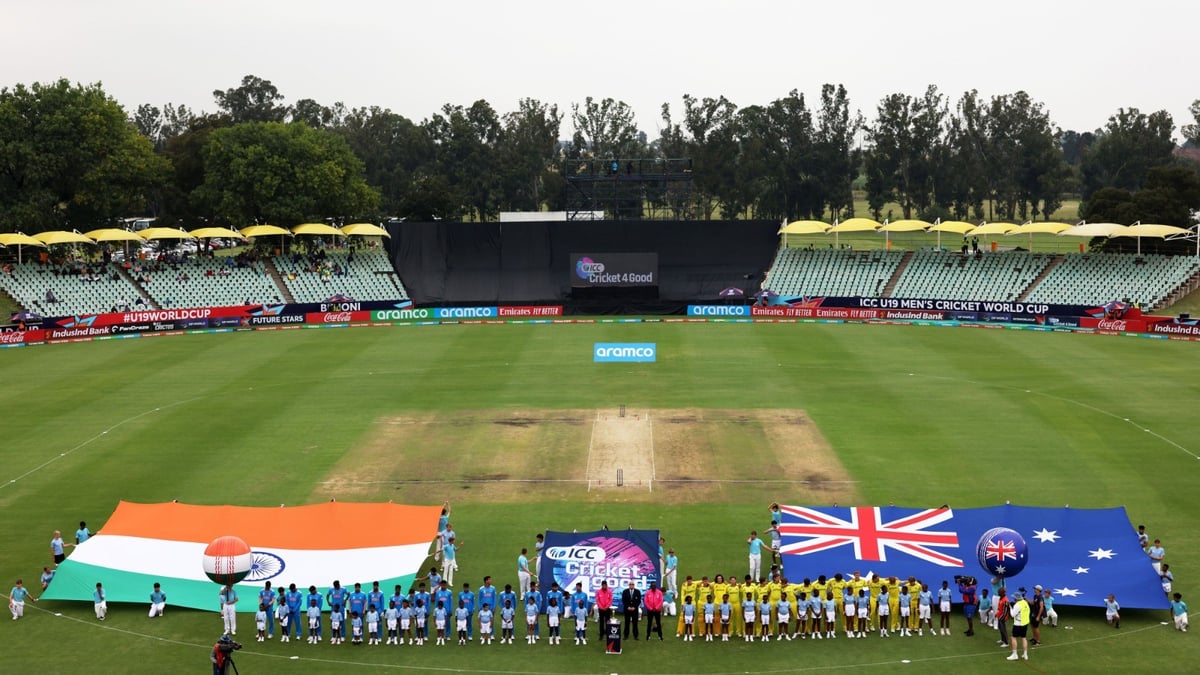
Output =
[{"x1": 570, "y1": 253, "x2": 659, "y2": 287}]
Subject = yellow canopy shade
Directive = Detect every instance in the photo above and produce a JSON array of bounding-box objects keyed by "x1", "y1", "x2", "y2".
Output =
[
  {"x1": 828, "y1": 217, "x2": 881, "y2": 233},
  {"x1": 240, "y1": 225, "x2": 293, "y2": 238},
  {"x1": 779, "y1": 220, "x2": 831, "y2": 235},
  {"x1": 189, "y1": 227, "x2": 246, "y2": 239},
  {"x1": 1112, "y1": 224, "x2": 1191, "y2": 238},
  {"x1": 83, "y1": 228, "x2": 144, "y2": 242},
  {"x1": 0, "y1": 232, "x2": 47, "y2": 247},
  {"x1": 139, "y1": 227, "x2": 195, "y2": 240},
  {"x1": 292, "y1": 223, "x2": 345, "y2": 237},
  {"x1": 34, "y1": 230, "x2": 96, "y2": 245},
  {"x1": 1057, "y1": 222, "x2": 1130, "y2": 238},
  {"x1": 1008, "y1": 221, "x2": 1074, "y2": 235},
  {"x1": 340, "y1": 223, "x2": 391, "y2": 237},
  {"x1": 967, "y1": 222, "x2": 1018, "y2": 236},
  {"x1": 928, "y1": 220, "x2": 976, "y2": 234},
  {"x1": 878, "y1": 219, "x2": 931, "y2": 232}
]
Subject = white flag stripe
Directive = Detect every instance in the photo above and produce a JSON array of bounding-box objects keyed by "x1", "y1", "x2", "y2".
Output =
[{"x1": 72, "y1": 535, "x2": 431, "y2": 584}]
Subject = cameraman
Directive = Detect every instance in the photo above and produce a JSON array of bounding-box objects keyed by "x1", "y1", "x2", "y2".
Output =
[
  {"x1": 211, "y1": 634, "x2": 240, "y2": 675},
  {"x1": 956, "y1": 575, "x2": 978, "y2": 636}
]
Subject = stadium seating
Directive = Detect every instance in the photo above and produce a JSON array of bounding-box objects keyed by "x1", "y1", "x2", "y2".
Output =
[
  {"x1": 1024, "y1": 253, "x2": 1200, "y2": 307},
  {"x1": 766, "y1": 248, "x2": 904, "y2": 297},
  {"x1": 138, "y1": 256, "x2": 282, "y2": 308},
  {"x1": 889, "y1": 250, "x2": 1053, "y2": 301},
  {"x1": 1, "y1": 261, "x2": 145, "y2": 317},
  {"x1": 274, "y1": 248, "x2": 407, "y2": 303}
]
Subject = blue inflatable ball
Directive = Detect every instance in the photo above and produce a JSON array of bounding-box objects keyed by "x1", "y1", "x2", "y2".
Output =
[{"x1": 976, "y1": 527, "x2": 1028, "y2": 578}]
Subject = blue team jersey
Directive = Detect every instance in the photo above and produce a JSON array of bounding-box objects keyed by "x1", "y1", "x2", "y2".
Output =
[
  {"x1": 259, "y1": 588, "x2": 275, "y2": 608},
  {"x1": 286, "y1": 591, "x2": 303, "y2": 611},
  {"x1": 479, "y1": 586, "x2": 498, "y2": 611},
  {"x1": 306, "y1": 593, "x2": 323, "y2": 610},
  {"x1": 348, "y1": 592, "x2": 367, "y2": 614},
  {"x1": 327, "y1": 587, "x2": 346, "y2": 609},
  {"x1": 367, "y1": 591, "x2": 384, "y2": 611},
  {"x1": 460, "y1": 591, "x2": 475, "y2": 612}
]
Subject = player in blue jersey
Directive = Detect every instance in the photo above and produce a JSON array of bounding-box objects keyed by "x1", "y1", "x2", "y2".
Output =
[
  {"x1": 257, "y1": 582, "x2": 275, "y2": 637},
  {"x1": 460, "y1": 583, "x2": 476, "y2": 640}
]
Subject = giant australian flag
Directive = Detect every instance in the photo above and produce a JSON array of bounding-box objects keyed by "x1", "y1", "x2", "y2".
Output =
[{"x1": 780, "y1": 504, "x2": 1167, "y2": 609}]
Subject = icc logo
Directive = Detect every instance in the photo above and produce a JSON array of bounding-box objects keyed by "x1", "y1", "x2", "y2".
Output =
[{"x1": 545, "y1": 546, "x2": 605, "y2": 561}]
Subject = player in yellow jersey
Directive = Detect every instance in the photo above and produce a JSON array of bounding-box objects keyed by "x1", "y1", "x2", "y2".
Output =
[
  {"x1": 906, "y1": 577, "x2": 922, "y2": 632},
  {"x1": 696, "y1": 576, "x2": 712, "y2": 611},
  {"x1": 887, "y1": 576, "x2": 902, "y2": 631},
  {"x1": 828, "y1": 574, "x2": 847, "y2": 633},
  {"x1": 726, "y1": 576, "x2": 743, "y2": 638},
  {"x1": 867, "y1": 574, "x2": 884, "y2": 630},
  {"x1": 711, "y1": 575, "x2": 728, "y2": 619}
]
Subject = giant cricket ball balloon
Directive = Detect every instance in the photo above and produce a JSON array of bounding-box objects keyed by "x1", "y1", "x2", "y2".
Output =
[
  {"x1": 203, "y1": 535, "x2": 253, "y2": 585},
  {"x1": 976, "y1": 527, "x2": 1028, "y2": 578}
]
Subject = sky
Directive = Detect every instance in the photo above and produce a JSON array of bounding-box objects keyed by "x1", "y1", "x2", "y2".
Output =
[{"x1": 2, "y1": 0, "x2": 1197, "y2": 140}]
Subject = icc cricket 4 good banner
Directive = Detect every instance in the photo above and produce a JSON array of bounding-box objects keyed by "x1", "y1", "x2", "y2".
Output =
[{"x1": 538, "y1": 529, "x2": 660, "y2": 601}]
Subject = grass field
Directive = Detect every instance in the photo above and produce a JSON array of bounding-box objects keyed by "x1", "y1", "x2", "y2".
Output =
[{"x1": 2, "y1": 321, "x2": 1198, "y2": 673}]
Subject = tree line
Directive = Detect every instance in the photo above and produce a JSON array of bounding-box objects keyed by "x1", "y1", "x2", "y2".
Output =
[{"x1": 1, "y1": 75, "x2": 1199, "y2": 233}]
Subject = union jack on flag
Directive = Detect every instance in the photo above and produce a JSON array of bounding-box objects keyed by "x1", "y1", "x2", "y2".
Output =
[
  {"x1": 985, "y1": 537, "x2": 1017, "y2": 562},
  {"x1": 779, "y1": 505, "x2": 963, "y2": 567}
]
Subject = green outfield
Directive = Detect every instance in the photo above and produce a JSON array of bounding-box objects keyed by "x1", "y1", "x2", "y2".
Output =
[{"x1": 1, "y1": 321, "x2": 1198, "y2": 673}]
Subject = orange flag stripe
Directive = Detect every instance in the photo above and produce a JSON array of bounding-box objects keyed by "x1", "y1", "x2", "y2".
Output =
[{"x1": 98, "y1": 501, "x2": 443, "y2": 550}]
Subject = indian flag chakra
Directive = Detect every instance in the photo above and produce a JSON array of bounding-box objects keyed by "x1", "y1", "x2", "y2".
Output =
[{"x1": 42, "y1": 501, "x2": 442, "y2": 612}]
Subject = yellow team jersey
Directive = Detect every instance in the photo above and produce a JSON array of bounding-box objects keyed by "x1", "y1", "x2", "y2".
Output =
[
  {"x1": 829, "y1": 579, "x2": 847, "y2": 599},
  {"x1": 696, "y1": 583, "x2": 712, "y2": 606},
  {"x1": 767, "y1": 581, "x2": 783, "y2": 604},
  {"x1": 907, "y1": 583, "x2": 922, "y2": 605},
  {"x1": 680, "y1": 581, "x2": 698, "y2": 605},
  {"x1": 726, "y1": 583, "x2": 742, "y2": 605},
  {"x1": 848, "y1": 577, "x2": 867, "y2": 596},
  {"x1": 797, "y1": 583, "x2": 813, "y2": 600},
  {"x1": 868, "y1": 578, "x2": 884, "y2": 600},
  {"x1": 712, "y1": 582, "x2": 728, "y2": 605},
  {"x1": 812, "y1": 581, "x2": 827, "y2": 600}
]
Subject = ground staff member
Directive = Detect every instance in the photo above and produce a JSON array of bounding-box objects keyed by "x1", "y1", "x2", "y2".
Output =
[{"x1": 1007, "y1": 588, "x2": 1031, "y2": 661}]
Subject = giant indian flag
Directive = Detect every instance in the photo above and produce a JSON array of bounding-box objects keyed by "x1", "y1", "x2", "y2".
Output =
[{"x1": 43, "y1": 501, "x2": 442, "y2": 612}]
